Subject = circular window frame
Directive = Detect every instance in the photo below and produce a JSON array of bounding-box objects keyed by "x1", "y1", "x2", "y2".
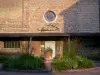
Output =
[{"x1": 43, "y1": 10, "x2": 57, "y2": 23}]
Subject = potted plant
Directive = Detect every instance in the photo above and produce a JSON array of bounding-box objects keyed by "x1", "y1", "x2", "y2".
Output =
[{"x1": 43, "y1": 47, "x2": 53, "y2": 60}]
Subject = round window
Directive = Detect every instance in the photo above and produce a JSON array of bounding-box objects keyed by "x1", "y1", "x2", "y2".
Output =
[{"x1": 44, "y1": 11, "x2": 56, "y2": 22}]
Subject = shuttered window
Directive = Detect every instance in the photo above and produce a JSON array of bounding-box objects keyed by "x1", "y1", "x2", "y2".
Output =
[{"x1": 4, "y1": 41, "x2": 20, "y2": 48}]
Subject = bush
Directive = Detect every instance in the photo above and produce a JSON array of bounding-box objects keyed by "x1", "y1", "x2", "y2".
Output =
[
  {"x1": 5, "y1": 54, "x2": 45, "y2": 70},
  {"x1": 76, "y1": 56, "x2": 93, "y2": 68},
  {"x1": 53, "y1": 58, "x2": 69, "y2": 72},
  {"x1": 53, "y1": 57, "x2": 78, "y2": 72},
  {"x1": 52, "y1": 56, "x2": 93, "y2": 72},
  {"x1": 0, "y1": 56, "x2": 8, "y2": 63}
]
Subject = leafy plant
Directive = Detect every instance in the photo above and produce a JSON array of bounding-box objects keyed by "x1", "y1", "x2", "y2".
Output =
[
  {"x1": 43, "y1": 47, "x2": 53, "y2": 53},
  {"x1": 53, "y1": 38, "x2": 93, "y2": 72},
  {"x1": 76, "y1": 56, "x2": 93, "y2": 68},
  {"x1": 5, "y1": 54, "x2": 45, "y2": 70},
  {"x1": 52, "y1": 56, "x2": 93, "y2": 72},
  {"x1": 53, "y1": 57, "x2": 69, "y2": 72},
  {"x1": 63, "y1": 38, "x2": 80, "y2": 58},
  {"x1": 0, "y1": 56, "x2": 8, "y2": 63}
]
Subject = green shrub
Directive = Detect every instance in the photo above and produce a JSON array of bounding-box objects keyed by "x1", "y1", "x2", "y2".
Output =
[
  {"x1": 0, "y1": 56, "x2": 8, "y2": 63},
  {"x1": 53, "y1": 57, "x2": 78, "y2": 72},
  {"x1": 52, "y1": 56, "x2": 93, "y2": 72},
  {"x1": 5, "y1": 54, "x2": 45, "y2": 70},
  {"x1": 53, "y1": 58, "x2": 68, "y2": 72},
  {"x1": 76, "y1": 56, "x2": 93, "y2": 68},
  {"x1": 63, "y1": 38, "x2": 80, "y2": 58}
]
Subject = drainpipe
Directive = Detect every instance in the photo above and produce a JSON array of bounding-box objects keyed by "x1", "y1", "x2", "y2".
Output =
[{"x1": 29, "y1": 37, "x2": 32, "y2": 55}]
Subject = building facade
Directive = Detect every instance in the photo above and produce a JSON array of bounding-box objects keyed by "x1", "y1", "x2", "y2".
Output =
[{"x1": 0, "y1": 0, "x2": 99, "y2": 58}]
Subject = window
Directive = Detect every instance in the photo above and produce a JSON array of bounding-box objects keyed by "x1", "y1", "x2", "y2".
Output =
[
  {"x1": 44, "y1": 10, "x2": 56, "y2": 22},
  {"x1": 4, "y1": 41, "x2": 20, "y2": 48}
]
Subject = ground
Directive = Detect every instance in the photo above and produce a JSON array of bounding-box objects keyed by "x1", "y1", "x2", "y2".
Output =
[
  {"x1": 0, "y1": 67, "x2": 100, "y2": 75},
  {"x1": 53, "y1": 67, "x2": 100, "y2": 75}
]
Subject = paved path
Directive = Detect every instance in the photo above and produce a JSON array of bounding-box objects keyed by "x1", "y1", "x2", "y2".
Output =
[
  {"x1": 0, "y1": 67, "x2": 100, "y2": 75},
  {"x1": 0, "y1": 71, "x2": 52, "y2": 75},
  {"x1": 52, "y1": 67, "x2": 100, "y2": 75}
]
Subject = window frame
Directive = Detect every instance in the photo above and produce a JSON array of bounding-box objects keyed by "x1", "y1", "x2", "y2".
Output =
[
  {"x1": 3, "y1": 41, "x2": 21, "y2": 49},
  {"x1": 43, "y1": 10, "x2": 57, "y2": 23}
]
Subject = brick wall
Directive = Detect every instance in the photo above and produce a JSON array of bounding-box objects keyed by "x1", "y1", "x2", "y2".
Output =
[
  {"x1": 62, "y1": 0, "x2": 99, "y2": 33},
  {"x1": 0, "y1": 0, "x2": 78, "y2": 33},
  {"x1": 0, "y1": 0, "x2": 99, "y2": 33},
  {"x1": 78, "y1": 0, "x2": 99, "y2": 32},
  {"x1": 0, "y1": 0, "x2": 22, "y2": 32},
  {"x1": 0, "y1": 41, "x2": 28, "y2": 54},
  {"x1": 31, "y1": 41, "x2": 41, "y2": 56}
]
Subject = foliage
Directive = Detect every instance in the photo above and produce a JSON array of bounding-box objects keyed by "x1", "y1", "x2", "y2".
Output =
[
  {"x1": 54, "y1": 37, "x2": 94, "y2": 72},
  {"x1": 76, "y1": 56, "x2": 93, "y2": 68},
  {"x1": 63, "y1": 38, "x2": 80, "y2": 58},
  {"x1": 69, "y1": 39, "x2": 79, "y2": 57},
  {"x1": 52, "y1": 56, "x2": 93, "y2": 72},
  {"x1": 4, "y1": 54, "x2": 45, "y2": 70},
  {"x1": 53, "y1": 56, "x2": 78, "y2": 72},
  {"x1": 52, "y1": 57, "x2": 69, "y2": 72},
  {"x1": 43, "y1": 47, "x2": 53, "y2": 53},
  {"x1": 0, "y1": 56, "x2": 8, "y2": 63}
]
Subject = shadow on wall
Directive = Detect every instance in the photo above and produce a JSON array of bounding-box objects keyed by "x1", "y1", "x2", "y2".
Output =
[
  {"x1": 60, "y1": 1, "x2": 80, "y2": 33},
  {"x1": 99, "y1": 0, "x2": 100, "y2": 29},
  {"x1": 78, "y1": 37, "x2": 100, "y2": 59}
]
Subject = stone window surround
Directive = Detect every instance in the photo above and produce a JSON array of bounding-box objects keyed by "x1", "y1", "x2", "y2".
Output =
[{"x1": 43, "y1": 10, "x2": 57, "y2": 23}]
